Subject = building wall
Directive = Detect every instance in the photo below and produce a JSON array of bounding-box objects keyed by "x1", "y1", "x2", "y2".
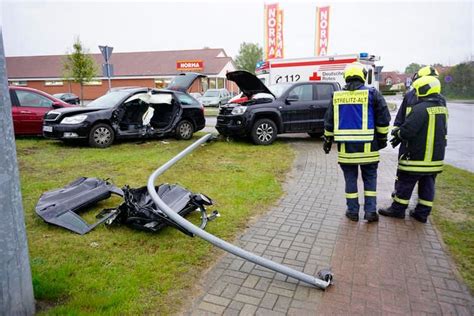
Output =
[
  {"x1": 20, "y1": 78, "x2": 155, "y2": 100},
  {"x1": 226, "y1": 80, "x2": 239, "y2": 94},
  {"x1": 13, "y1": 76, "x2": 239, "y2": 100}
]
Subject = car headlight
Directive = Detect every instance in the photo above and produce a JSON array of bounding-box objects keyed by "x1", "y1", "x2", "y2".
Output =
[
  {"x1": 231, "y1": 106, "x2": 247, "y2": 115},
  {"x1": 61, "y1": 114, "x2": 87, "y2": 124}
]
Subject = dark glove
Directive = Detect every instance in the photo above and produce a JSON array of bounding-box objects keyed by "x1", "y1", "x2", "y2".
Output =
[
  {"x1": 378, "y1": 138, "x2": 388, "y2": 150},
  {"x1": 390, "y1": 127, "x2": 402, "y2": 148},
  {"x1": 322, "y1": 135, "x2": 333, "y2": 154}
]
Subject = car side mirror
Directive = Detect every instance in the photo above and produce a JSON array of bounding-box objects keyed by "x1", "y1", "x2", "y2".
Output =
[
  {"x1": 52, "y1": 101, "x2": 63, "y2": 109},
  {"x1": 286, "y1": 95, "x2": 299, "y2": 104}
]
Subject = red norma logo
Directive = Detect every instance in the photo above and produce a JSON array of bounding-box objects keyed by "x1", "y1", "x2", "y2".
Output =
[{"x1": 176, "y1": 60, "x2": 204, "y2": 71}]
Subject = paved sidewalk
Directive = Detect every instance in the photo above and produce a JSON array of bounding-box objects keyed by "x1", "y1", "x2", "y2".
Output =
[{"x1": 186, "y1": 138, "x2": 473, "y2": 315}]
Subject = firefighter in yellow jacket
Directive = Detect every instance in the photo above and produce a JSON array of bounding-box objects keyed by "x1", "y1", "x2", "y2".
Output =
[{"x1": 324, "y1": 63, "x2": 391, "y2": 222}]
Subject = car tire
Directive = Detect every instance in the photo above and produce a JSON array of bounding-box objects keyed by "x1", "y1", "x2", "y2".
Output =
[
  {"x1": 251, "y1": 118, "x2": 277, "y2": 145},
  {"x1": 308, "y1": 132, "x2": 324, "y2": 138},
  {"x1": 175, "y1": 120, "x2": 194, "y2": 140},
  {"x1": 88, "y1": 123, "x2": 115, "y2": 148}
]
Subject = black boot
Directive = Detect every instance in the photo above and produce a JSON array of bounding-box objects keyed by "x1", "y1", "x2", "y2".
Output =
[
  {"x1": 378, "y1": 207, "x2": 405, "y2": 219},
  {"x1": 345, "y1": 211, "x2": 359, "y2": 221},
  {"x1": 364, "y1": 212, "x2": 379, "y2": 222},
  {"x1": 409, "y1": 210, "x2": 428, "y2": 223}
]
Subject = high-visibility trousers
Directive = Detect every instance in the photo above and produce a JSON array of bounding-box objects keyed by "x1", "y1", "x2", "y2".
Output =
[
  {"x1": 391, "y1": 171, "x2": 437, "y2": 220},
  {"x1": 340, "y1": 163, "x2": 378, "y2": 214}
]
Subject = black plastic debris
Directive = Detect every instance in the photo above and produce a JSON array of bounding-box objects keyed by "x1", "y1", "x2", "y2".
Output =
[
  {"x1": 35, "y1": 177, "x2": 123, "y2": 235},
  {"x1": 99, "y1": 184, "x2": 218, "y2": 236},
  {"x1": 35, "y1": 178, "x2": 218, "y2": 235}
]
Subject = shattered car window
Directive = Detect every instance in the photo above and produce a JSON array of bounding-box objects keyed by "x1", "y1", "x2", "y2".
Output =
[
  {"x1": 148, "y1": 93, "x2": 173, "y2": 104},
  {"x1": 125, "y1": 92, "x2": 173, "y2": 105},
  {"x1": 87, "y1": 91, "x2": 130, "y2": 108}
]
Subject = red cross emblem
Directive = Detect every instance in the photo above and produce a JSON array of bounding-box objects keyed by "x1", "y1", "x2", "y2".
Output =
[{"x1": 309, "y1": 72, "x2": 321, "y2": 81}]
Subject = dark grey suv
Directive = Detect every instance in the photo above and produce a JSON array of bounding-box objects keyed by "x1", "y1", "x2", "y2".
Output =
[{"x1": 216, "y1": 71, "x2": 341, "y2": 145}]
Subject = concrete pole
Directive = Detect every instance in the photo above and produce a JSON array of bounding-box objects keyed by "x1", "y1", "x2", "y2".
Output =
[{"x1": 0, "y1": 29, "x2": 35, "y2": 315}]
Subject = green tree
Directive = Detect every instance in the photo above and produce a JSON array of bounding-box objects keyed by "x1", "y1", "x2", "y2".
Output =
[
  {"x1": 234, "y1": 42, "x2": 263, "y2": 74},
  {"x1": 404, "y1": 62, "x2": 424, "y2": 74},
  {"x1": 439, "y1": 61, "x2": 474, "y2": 99},
  {"x1": 63, "y1": 37, "x2": 98, "y2": 105}
]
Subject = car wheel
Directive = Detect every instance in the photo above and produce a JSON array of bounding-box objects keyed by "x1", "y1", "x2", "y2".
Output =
[
  {"x1": 175, "y1": 120, "x2": 194, "y2": 140},
  {"x1": 308, "y1": 132, "x2": 323, "y2": 138},
  {"x1": 251, "y1": 118, "x2": 277, "y2": 145},
  {"x1": 88, "y1": 123, "x2": 115, "y2": 148}
]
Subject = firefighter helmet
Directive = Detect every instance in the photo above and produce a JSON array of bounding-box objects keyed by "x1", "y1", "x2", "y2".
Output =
[
  {"x1": 412, "y1": 76, "x2": 441, "y2": 97},
  {"x1": 344, "y1": 63, "x2": 367, "y2": 82},
  {"x1": 413, "y1": 66, "x2": 439, "y2": 81}
]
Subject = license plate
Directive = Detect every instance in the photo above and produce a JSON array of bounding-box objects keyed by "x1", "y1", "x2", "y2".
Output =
[{"x1": 43, "y1": 125, "x2": 53, "y2": 132}]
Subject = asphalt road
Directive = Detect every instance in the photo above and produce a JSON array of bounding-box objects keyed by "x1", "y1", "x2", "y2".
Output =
[{"x1": 205, "y1": 97, "x2": 474, "y2": 172}]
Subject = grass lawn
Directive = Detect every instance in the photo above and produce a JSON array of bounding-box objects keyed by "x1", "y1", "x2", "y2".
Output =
[
  {"x1": 204, "y1": 107, "x2": 219, "y2": 116},
  {"x1": 16, "y1": 134, "x2": 294, "y2": 314},
  {"x1": 432, "y1": 165, "x2": 474, "y2": 292}
]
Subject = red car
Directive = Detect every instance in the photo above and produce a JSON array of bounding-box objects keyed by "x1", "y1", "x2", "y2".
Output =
[{"x1": 9, "y1": 86, "x2": 72, "y2": 135}]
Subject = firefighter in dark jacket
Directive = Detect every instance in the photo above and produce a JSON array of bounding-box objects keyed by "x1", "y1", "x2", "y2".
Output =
[
  {"x1": 393, "y1": 66, "x2": 444, "y2": 157},
  {"x1": 324, "y1": 62, "x2": 391, "y2": 222},
  {"x1": 379, "y1": 75, "x2": 447, "y2": 223},
  {"x1": 391, "y1": 66, "x2": 445, "y2": 193}
]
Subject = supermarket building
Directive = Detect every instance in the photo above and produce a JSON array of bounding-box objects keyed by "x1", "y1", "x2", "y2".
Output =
[{"x1": 6, "y1": 48, "x2": 238, "y2": 100}]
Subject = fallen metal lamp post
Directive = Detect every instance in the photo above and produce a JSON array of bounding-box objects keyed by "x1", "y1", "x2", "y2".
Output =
[{"x1": 147, "y1": 133, "x2": 333, "y2": 289}]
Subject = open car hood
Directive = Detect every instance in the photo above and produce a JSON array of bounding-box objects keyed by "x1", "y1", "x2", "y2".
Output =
[
  {"x1": 226, "y1": 70, "x2": 275, "y2": 98},
  {"x1": 167, "y1": 73, "x2": 207, "y2": 92}
]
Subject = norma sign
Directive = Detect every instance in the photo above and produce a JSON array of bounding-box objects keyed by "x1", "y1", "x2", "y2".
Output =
[
  {"x1": 264, "y1": 3, "x2": 284, "y2": 60},
  {"x1": 315, "y1": 6, "x2": 330, "y2": 56},
  {"x1": 176, "y1": 60, "x2": 204, "y2": 71}
]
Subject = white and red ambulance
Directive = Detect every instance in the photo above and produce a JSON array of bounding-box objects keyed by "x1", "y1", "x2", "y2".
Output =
[{"x1": 256, "y1": 53, "x2": 381, "y2": 89}]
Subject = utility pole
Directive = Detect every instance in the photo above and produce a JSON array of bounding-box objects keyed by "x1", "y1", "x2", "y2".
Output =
[{"x1": 0, "y1": 29, "x2": 35, "y2": 315}]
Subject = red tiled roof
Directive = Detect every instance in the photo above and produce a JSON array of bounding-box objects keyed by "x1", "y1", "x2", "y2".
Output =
[
  {"x1": 381, "y1": 71, "x2": 412, "y2": 84},
  {"x1": 6, "y1": 48, "x2": 234, "y2": 79}
]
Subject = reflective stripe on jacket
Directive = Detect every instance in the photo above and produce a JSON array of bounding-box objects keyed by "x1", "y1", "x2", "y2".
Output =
[{"x1": 337, "y1": 142, "x2": 380, "y2": 164}]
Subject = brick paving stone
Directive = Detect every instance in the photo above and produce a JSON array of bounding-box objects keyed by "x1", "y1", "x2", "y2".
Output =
[
  {"x1": 273, "y1": 295, "x2": 292, "y2": 313},
  {"x1": 239, "y1": 304, "x2": 258, "y2": 315},
  {"x1": 256, "y1": 307, "x2": 286, "y2": 316},
  {"x1": 203, "y1": 294, "x2": 231, "y2": 307},
  {"x1": 197, "y1": 301, "x2": 226, "y2": 314},
  {"x1": 228, "y1": 300, "x2": 245, "y2": 312},
  {"x1": 260, "y1": 293, "x2": 278, "y2": 310},
  {"x1": 187, "y1": 138, "x2": 473, "y2": 316}
]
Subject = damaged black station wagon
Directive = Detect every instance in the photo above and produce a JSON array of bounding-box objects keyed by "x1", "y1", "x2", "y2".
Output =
[{"x1": 42, "y1": 73, "x2": 206, "y2": 148}]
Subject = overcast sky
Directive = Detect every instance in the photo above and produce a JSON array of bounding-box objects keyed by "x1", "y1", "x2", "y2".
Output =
[{"x1": 1, "y1": 0, "x2": 472, "y2": 72}]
